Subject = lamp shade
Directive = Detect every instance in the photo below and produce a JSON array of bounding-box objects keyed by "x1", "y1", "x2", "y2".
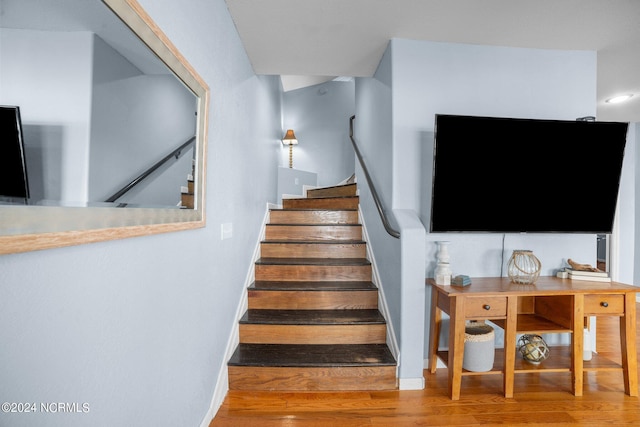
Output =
[{"x1": 282, "y1": 129, "x2": 298, "y2": 145}]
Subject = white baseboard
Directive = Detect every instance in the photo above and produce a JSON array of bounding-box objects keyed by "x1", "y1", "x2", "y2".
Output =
[{"x1": 399, "y1": 376, "x2": 425, "y2": 390}]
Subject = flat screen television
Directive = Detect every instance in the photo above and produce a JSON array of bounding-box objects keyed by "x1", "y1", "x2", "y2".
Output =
[
  {"x1": 430, "y1": 114, "x2": 629, "y2": 233},
  {"x1": 0, "y1": 105, "x2": 30, "y2": 200}
]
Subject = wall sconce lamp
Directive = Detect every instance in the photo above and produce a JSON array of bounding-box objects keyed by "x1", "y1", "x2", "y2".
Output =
[{"x1": 282, "y1": 129, "x2": 298, "y2": 168}]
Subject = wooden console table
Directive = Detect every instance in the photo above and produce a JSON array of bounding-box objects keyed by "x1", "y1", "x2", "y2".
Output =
[{"x1": 427, "y1": 276, "x2": 638, "y2": 400}]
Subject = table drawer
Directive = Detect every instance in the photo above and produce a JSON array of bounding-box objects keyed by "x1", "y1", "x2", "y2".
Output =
[
  {"x1": 584, "y1": 294, "x2": 624, "y2": 315},
  {"x1": 465, "y1": 296, "x2": 507, "y2": 318}
]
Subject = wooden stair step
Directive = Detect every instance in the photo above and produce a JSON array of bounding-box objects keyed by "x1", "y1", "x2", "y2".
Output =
[
  {"x1": 256, "y1": 257, "x2": 370, "y2": 266},
  {"x1": 248, "y1": 281, "x2": 378, "y2": 310},
  {"x1": 260, "y1": 240, "x2": 366, "y2": 258},
  {"x1": 228, "y1": 344, "x2": 397, "y2": 391},
  {"x1": 239, "y1": 309, "x2": 387, "y2": 344},
  {"x1": 254, "y1": 258, "x2": 372, "y2": 282},
  {"x1": 283, "y1": 196, "x2": 359, "y2": 210},
  {"x1": 229, "y1": 343, "x2": 396, "y2": 367},
  {"x1": 265, "y1": 224, "x2": 362, "y2": 241},
  {"x1": 269, "y1": 209, "x2": 358, "y2": 224},
  {"x1": 240, "y1": 309, "x2": 386, "y2": 325},
  {"x1": 251, "y1": 280, "x2": 377, "y2": 290},
  {"x1": 181, "y1": 193, "x2": 194, "y2": 209},
  {"x1": 306, "y1": 183, "x2": 357, "y2": 198}
]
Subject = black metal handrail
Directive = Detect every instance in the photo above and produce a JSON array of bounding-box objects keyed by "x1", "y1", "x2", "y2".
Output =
[
  {"x1": 349, "y1": 115, "x2": 400, "y2": 239},
  {"x1": 105, "y1": 136, "x2": 196, "y2": 203}
]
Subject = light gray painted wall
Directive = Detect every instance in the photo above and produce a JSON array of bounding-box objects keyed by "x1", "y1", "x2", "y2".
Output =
[
  {"x1": 0, "y1": 1, "x2": 282, "y2": 426},
  {"x1": 389, "y1": 39, "x2": 636, "y2": 284},
  {"x1": 354, "y1": 44, "x2": 412, "y2": 380},
  {"x1": 89, "y1": 35, "x2": 196, "y2": 205},
  {"x1": 281, "y1": 80, "x2": 356, "y2": 187},
  {"x1": 277, "y1": 167, "x2": 317, "y2": 199},
  {"x1": 617, "y1": 124, "x2": 637, "y2": 285},
  {"x1": 356, "y1": 39, "x2": 633, "y2": 379},
  {"x1": 0, "y1": 28, "x2": 93, "y2": 203}
]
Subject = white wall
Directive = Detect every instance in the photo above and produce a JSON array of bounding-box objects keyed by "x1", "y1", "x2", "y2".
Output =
[
  {"x1": 0, "y1": 29, "x2": 93, "y2": 203},
  {"x1": 0, "y1": 1, "x2": 282, "y2": 426},
  {"x1": 281, "y1": 80, "x2": 356, "y2": 186}
]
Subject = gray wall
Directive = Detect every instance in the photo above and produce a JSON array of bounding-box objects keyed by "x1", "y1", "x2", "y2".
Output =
[
  {"x1": 281, "y1": 80, "x2": 356, "y2": 187},
  {"x1": 0, "y1": 28, "x2": 93, "y2": 203},
  {"x1": 0, "y1": 1, "x2": 282, "y2": 426},
  {"x1": 89, "y1": 35, "x2": 196, "y2": 205},
  {"x1": 355, "y1": 39, "x2": 635, "y2": 382}
]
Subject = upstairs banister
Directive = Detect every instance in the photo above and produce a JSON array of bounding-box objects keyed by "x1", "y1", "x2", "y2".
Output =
[
  {"x1": 349, "y1": 115, "x2": 400, "y2": 239},
  {"x1": 105, "y1": 136, "x2": 196, "y2": 203}
]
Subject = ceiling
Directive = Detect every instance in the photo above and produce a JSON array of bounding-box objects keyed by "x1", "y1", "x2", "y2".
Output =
[{"x1": 225, "y1": 0, "x2": 640, "y2": 123}]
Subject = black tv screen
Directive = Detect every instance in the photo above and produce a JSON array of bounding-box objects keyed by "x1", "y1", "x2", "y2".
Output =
[
  {"x1": 430, "y1": 114, "x2": 628, "y2": 233},
  {"x1": 0, "y1": 105, "x2": 30, "y2": 200}
]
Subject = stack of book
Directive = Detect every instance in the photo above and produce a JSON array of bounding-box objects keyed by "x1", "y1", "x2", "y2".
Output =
[
  {"x1": 565, "y1": 268, "x2": 611, "y2": 282},
  {"x1": 452, "y1": 275, "x2": 472, "y2": 286}
]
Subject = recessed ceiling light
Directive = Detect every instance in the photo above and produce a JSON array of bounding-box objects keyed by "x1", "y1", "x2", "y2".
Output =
[{"x1": 605, "y1": 94, "x2": 634, "y2": 104}]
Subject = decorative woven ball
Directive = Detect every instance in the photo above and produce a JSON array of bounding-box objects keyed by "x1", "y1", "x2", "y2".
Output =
[{"x1": 517, "y1": 334, "x2": 549, "y2": 364}]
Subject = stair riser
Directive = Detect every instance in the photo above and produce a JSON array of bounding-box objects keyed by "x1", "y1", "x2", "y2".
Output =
[
  {"x1": 306, "y1": 183, "x2": 357, "y2": 198},
  {"x1": 255, "y1": 265, "x2": 372, "y2": 282},
  {"x1": 248, "y1": 290, "x2": 378, "y2": 310},
  {"x1": 265, "y1": 225, "x2": 362, "y2": 241},
  {"x1": 283, "y1": 197, "x2": 359, "y2": 210},
  {"x1": 261, "y1": 242, "x2": 366, "y2": 258},
  {"x1": 239, "y1": 324, "x2": 387, "y2": 344},
  {"x1": 228, "y1": 366, "x2": 397, "y2": 391},
  {"x1": 270, "y1": 210, "x2": 358, "y2": 225},
  {"x1": 181, "y1": 193, "x2": 194, "y2": 209}
]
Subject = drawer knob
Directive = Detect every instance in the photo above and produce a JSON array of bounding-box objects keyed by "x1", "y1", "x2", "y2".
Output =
[
  {"x1": 483, "y1": 304, "x2": 491, "y2": 310},
  {"x1": 601, "y1": 301, "x2": 609, "y2": 308}
]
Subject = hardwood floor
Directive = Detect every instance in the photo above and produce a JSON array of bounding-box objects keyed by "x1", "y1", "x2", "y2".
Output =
[{"x1": 210, "y1": 302, "x2": 640, "y2": 426}]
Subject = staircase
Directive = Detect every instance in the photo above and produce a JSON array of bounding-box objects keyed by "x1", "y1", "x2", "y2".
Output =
[
  {"x1": 227, "y1": 182, "x2": 397, "y2": 391},
  {"x1": 180, "y1": 159, "x2": 195, "y2": 209}
]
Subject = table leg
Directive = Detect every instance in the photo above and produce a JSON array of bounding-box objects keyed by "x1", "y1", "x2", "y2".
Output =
[
  {"x1": 572, "y1": 293, "x2": 584, "y2": 397},
  {"x1": 448, "y1": 295, "x2": 466, "y2": 400},
  {"x1": 503, "y1": 296, "x2": 518, "y2": 398},
  {"x1": 428, "y1": 286, "x2": 442, "y2": 374},
  {"x1": 620, "y1": 293, "x2": 638, "y2": 396}
]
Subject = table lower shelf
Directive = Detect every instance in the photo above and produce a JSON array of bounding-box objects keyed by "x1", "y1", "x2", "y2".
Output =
[{"x1": 436, "y1": 346, "x2": 623, "y2": 376}]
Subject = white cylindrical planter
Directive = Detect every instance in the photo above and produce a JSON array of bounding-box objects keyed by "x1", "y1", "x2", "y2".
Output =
[{"x1": 462, "y1": 323, "x2": 495, "y2": 372}]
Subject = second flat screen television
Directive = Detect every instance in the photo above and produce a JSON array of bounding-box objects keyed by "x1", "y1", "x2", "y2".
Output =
[
  {"x1": 430, "y1": 114, "x2": 629, "y2": 234},
  {"x1": 0, "y1": 105, "x2": 30, "y2": 200}
]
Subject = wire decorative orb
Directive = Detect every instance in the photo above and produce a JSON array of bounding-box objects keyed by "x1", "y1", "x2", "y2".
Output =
[
  {"x1": 507, "y1": 250, "x2": 541, "y2": 284},
  {"x1": 517, "y1": 334, "x2": 550, "y2": 364}
]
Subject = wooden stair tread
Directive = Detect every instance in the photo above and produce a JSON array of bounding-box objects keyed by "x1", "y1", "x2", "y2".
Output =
[
  {"x1": 270, "y1": 208, "x2": 358, "y2": 212},
  {"x1": 255, "y1": 257, "x2": 370, "y2": 266},
  {"x1": 228, "y1": 344, "x2": 396, "y2": 367},
  {"x1": 261, "y1": 239, "x2": 365, "y2": 244},
  {"x1": 250, "y1": 281, "x2": 376, "y2": 290},
  {"x1": 240, "y1": 309, "x2": 386, "y2": 324},
  {"x1": 283, "y1": 197, "x2": 359, "y2": 210},
  {"x1": 266, "y1": 224, "x2": 361, "y2": 228},
  {"x1": 287, "y1": 195, "x2": 359, "y2": 201}
]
